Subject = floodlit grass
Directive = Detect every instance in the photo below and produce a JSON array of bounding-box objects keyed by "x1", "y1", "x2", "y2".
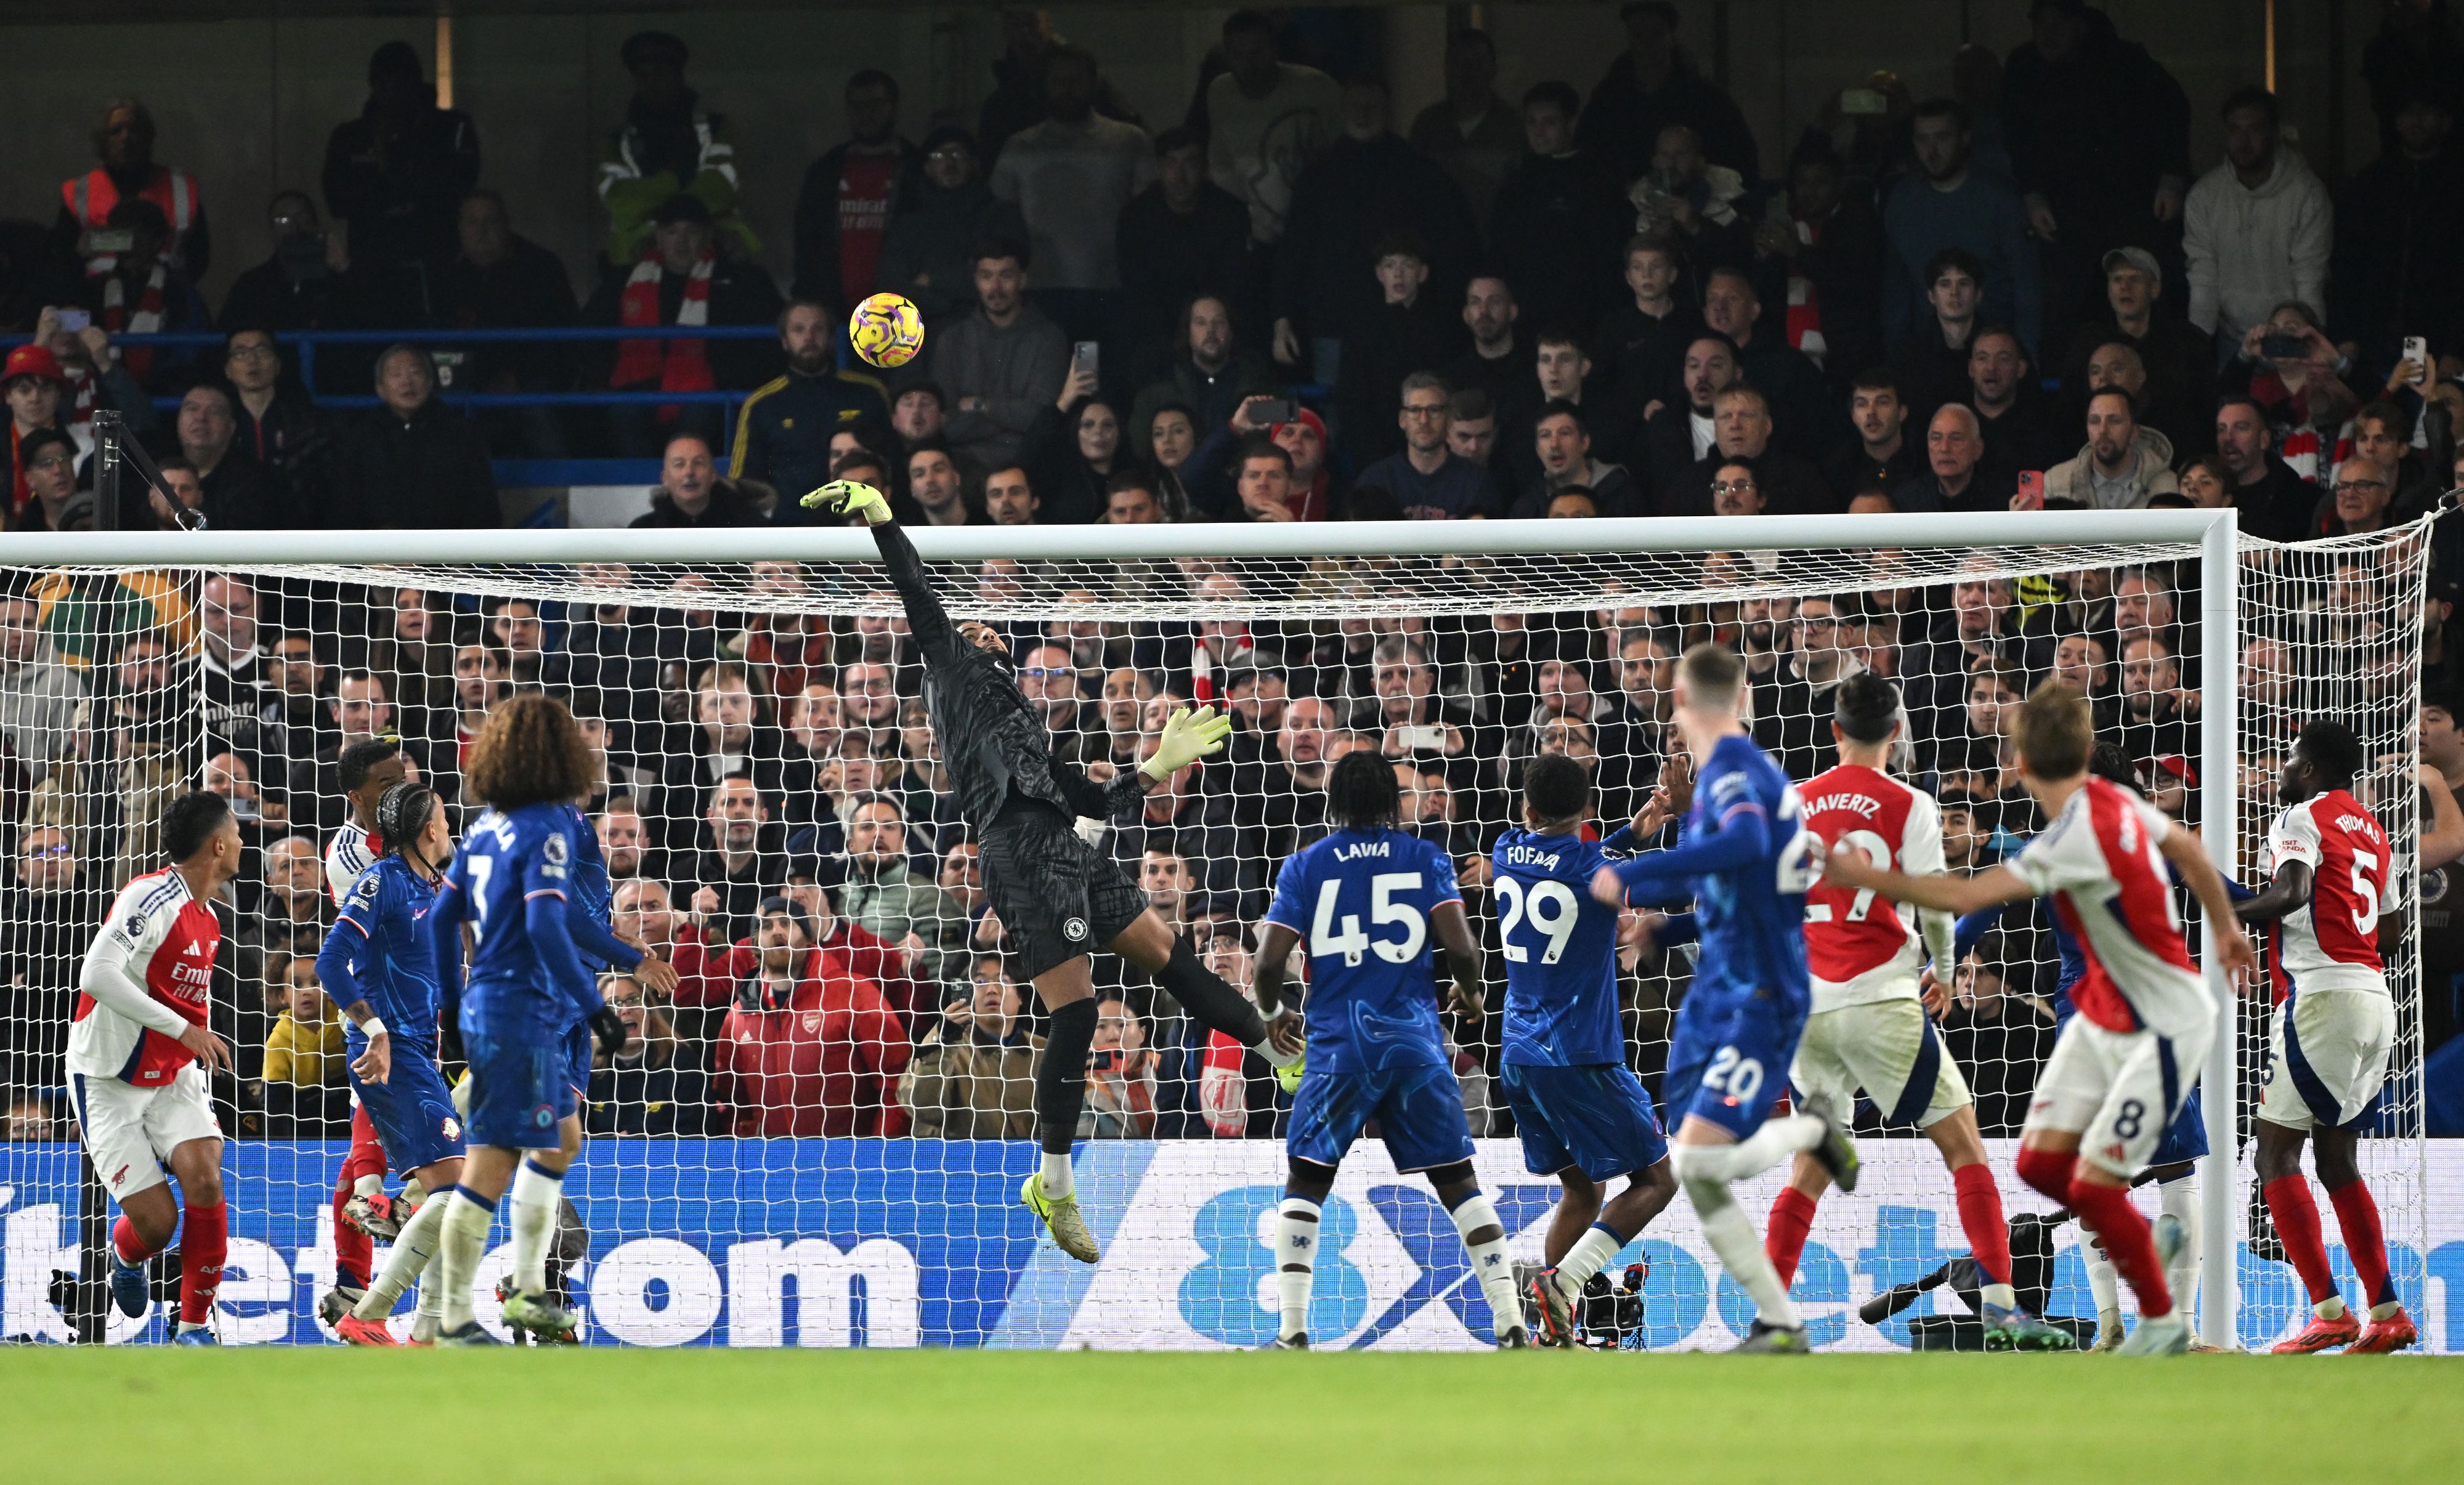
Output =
[{"x1": 4, "y1": 1348, "x2": 2455, "y2": 1483}]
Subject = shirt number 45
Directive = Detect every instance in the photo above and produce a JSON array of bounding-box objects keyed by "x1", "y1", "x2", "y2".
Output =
[{"x1": 1311, "y1": 873, "x2": 1427, "y2": 967}]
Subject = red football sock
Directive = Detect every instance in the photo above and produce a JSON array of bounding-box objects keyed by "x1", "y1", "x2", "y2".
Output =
[
  {"x1": 2263, "y1": 1175, "x2": 2336, "y2": 1306},
  {"x1": 2014, "y1": 1144, "x2": 2075, "y2": 1207},
  {"x1": 2067, "y1": 1177, "x2": 2170, "y2": 1319},
  {"x1": 110, "y1": 1215, "x2": 156, "y2": 1265},
  {"x1": 331, "y1": 1178, "x2": 371, "y2": 1290},
  {"x1": 1765, "y1": 1186, "x2": 1818, "y2": 1287},
  {"x1": 2327, "y1": 1179, "x2": 2396, "y2": 1311},
  {"x1": 178, "y1": 1200, "x2": 227, "y2": 1327},
  {"x1": 1953, "y1": 1162, "x2": 2012, "y2": 1289}
]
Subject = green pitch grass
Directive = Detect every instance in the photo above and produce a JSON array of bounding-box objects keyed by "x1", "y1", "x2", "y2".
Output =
[{"x1": 6, "y1": 1349, "x2": 2456, "y2": 1483}]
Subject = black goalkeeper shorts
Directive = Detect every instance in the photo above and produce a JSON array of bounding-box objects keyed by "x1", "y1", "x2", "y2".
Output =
[{"x1": 980, "y1": 798, "x2": 1147, "y2": 982}]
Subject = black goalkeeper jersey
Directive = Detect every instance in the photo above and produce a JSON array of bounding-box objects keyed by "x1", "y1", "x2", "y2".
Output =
[{"x1": 870, "y1": 519, "x2": 1148, "y2": 832}]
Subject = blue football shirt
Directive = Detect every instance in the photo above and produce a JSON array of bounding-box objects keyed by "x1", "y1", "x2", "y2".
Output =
[
  {"x1": 565, "y1": 803, "x2": 617, "y2": 974},
  {"x1": 440, "y1": 803, "x2": 596, "y2": 1039},
  {"x1": 1493, "y1": 827, "x2": 1626, "y2": 1067},
  {"x1": 1614, "y1": 734, "x2": 1813, "y2": 1015},
  {"x1": 1263, "y1": 828, "x2": 1462, "y2": 1072},
  {"x1": 320, "y1": 856, "x2": 442, "y2": 1049}
]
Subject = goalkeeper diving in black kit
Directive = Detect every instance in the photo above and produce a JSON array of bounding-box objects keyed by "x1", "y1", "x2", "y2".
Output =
[{"x1": 806, "y1": 480, "x2": 1303, "y2": 1260}]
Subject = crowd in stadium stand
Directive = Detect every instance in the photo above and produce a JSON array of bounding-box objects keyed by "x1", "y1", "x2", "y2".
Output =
[{"x1": 6, "y1": 1, "x2": 2464, "y2": 1141}]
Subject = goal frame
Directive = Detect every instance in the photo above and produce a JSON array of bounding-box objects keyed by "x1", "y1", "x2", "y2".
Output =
[{"x1": 17, "y1": 508, "x2": 2247, "y2": 1348}]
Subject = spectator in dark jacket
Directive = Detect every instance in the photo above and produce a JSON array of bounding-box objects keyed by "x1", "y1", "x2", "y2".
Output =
[
  {"x1": 325, "y1": 344, "x2": 498, "y2": 528},
  {"x1": 220, "y1": 328, "x2": 326, "y2": 524},
  {"x1": 791, "y1": 68, "x2": 925, "y2": 311},
  {"x1": 1127, "y1": 293, "x2": 1279, "y2": 462},
  {"x1": 1332, "y1": 230, "x2": 1468, "y2": 468},
  {"x1": 1590, "y1": 233, "x2": 1701, "y2": 405},
  {"x1": 436, "y1": 189, "x2": 577, "y2": 382},
  {"x1": 319, "y1": 41, "x2": 480, "y2": 305},
  {"x1": 1701, "y1": 265, "x2": 1836, "y2": 457},
  {"x1": 1272, "y1": 77, "x2": 1478, "y2": 384},
  {"x1": 149, "y1": 384, "x2": 272, "y2": 531},
  {"x1": 1488, "y1": 82, "x2": 1631, "y2": 341},
  {"x1": 1577, "y1": 2, "x2": 1759, "y2": 183},
  {"x1": 631, "y1": 432, "x2": 768, "y2": 528},
  {"x1": 1754, "y1": 147, "x2": 1886, "y2": 383},
  {"x1": 1408, "y1": 28, "x2": 1525, "y2": 227},
  {"x1": 2054, "y1": 246, "x2": 2215, "y2": 454},
  {"x1": 2333, "y1": 88, "x2": 2464, "y2": 365},
  {"x1": 1115, "y1": 127, "x2": 1255, "y2": 387},
  {"x1": 2361, "y1": 0, "x2": 2464, "y2": 157},
  {"x1": 876, "y1": 127, "x2": 1025, "y2": 329},
  {"x1": 2001, "y1": 1, "x2": 2191, "y2": 339},
  {"x1": 1882, "y1": 100, "x2": 2040, "y2": 358},
  {"x1": 216, "y1": 192, "x2": 365, "y2": 354},
  {"x1": 730, "y1": 297, "x2": 890, "y2": 521},
  {"x1": 583, "y1": 193, "x2": 784, "y2": 458}
]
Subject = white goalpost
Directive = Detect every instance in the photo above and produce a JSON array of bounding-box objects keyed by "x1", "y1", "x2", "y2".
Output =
[{"x1": 0, "y1": 508, "x2": 2439, "y2": 1352}]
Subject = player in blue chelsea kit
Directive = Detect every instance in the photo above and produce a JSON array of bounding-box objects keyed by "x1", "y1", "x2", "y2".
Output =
[
  {"x1": 1497, "y1": 753, "x2": 1679, "y2": 1348},
  {"x1": 1254, "y1": 751, "x2": 1531, "y2": 1349},
  {"x1": 1588, "y1": 643, "x2": 1857, "y2": 1353},
  {"x1": 423, "y1": 695, "x2": 632, "y2": 1346},
  {"x1": 317, "y1": 782, "x2": 464, "y2": 1346}
]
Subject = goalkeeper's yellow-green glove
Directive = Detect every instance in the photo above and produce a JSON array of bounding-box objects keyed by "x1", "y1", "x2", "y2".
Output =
[
  {"x1": 801, "y1": 479, "x2": 891, "y2": 525},
  {"x1": 1140, "y1": 704, "x2": 1234, "y2": 782}
]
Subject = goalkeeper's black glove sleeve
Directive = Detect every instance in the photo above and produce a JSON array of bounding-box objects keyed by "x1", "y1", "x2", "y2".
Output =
[{"x1": 590, "y1": 1005, "x2": 631, "y2": 1058}]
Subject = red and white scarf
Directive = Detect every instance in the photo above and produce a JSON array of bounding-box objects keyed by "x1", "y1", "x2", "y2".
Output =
[
  {"x1": 611, "y1": 249, "x2": 715, "y2": 416},
  {"x1": 97, "y1": 259, "x2": 167, "y2": 379}
]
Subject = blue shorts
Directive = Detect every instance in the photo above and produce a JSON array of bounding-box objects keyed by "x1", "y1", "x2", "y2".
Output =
[
  {"x1": 1287, "y1": 1062, "x2": 1476, "y2": 1173},
  {"x1": 463, "y1": 1032, "x2": 578, "y2": 1151},
  {"x1": 351, "y1": 1040, "x2": 465, "y2": 1173},
  {"x1": 2151, "y1": 1084, "x2": 2208, "y2": 1165},
  {"x1": 1664, "y1": 988, "x2": 1807, "y2": 1141},
  {"x1": 1501, "y1": 1062, "x2": 1668, "y2": 1181},
  {"x1": 564, "y1": 1022, "x2": 593, "y2": 1097}
]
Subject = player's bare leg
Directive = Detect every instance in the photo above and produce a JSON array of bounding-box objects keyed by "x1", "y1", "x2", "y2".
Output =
[
  {"x1": 1670, "y1": 1099, "x2": 1854, "y2": 1353},
  {"x1": 110, "y1": 1136, "x2": 226, "y2": 1342},
  {"x1": 2016, "y1": 1129, "x2": 2185, "y2": 1354},
  {"x1": 340, "y1": 1153, "x2": 464, "y2": 1346},
  {"x1": 501, "y1": 1114, "x2": 585, "y2": 1340},
  {"x1": 1530, "y1": 1159, "x2": 1675, "y2": 1346},
  {"x1": 2259, "y1": 1120, "x2": 2412, "y2": 1352}
]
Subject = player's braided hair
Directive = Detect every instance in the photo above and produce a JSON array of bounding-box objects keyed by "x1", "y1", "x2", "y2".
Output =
[
  {"x1": 1327, "y1": 748, "x2": 1401, "y2": 832},
  {"x1": 464, "y1": 692, "x2": 593, "y2": 811},
  {"x1": 376, "y1": 782, "x2": 440, "y2": 863}
]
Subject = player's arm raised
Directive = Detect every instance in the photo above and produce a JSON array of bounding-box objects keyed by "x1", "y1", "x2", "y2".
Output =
[
  {"x1": 1252, "y1": 920, "x2": 1305, "y2": 1053},
  {"x1": 2158, "y1": 822, "x2": 2261, "y2": 989},
  {"x1": 1429, "y1": 899, "x2": 1485, "y2": 1018},
  {"x1": 1588, "y1": 788, "x2": 1765, "y2": 907},
  {"x1": 811, "y1": 480, "x2": 971, "y2": 672}
]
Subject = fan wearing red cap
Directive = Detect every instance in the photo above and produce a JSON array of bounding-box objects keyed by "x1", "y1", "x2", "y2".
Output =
[
  {"x1": 1268, "y1": 407, "x2": 1336, "y2": 521},
  {"x1": 6, "y1": 344, "x2": 72, "y2": 521}
]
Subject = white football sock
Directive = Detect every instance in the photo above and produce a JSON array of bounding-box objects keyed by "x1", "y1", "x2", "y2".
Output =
[
  {"x1": 2158, "y1": 1176, "x2": 2199, "y2": 1324},
  {"x1": 1448, "y1": 1192, "x2": 1525, "y2": 1340},
  {"x1": 354, "y1": 1192, "x2": 448, "y2": 1321},
  {"x1": 2081, "y1": 1226, "x2": 2120, "y2": 1323},
  {"x1": 353, "y1": 1171, "x2": 384, "y2": 1200},
  {"x1": 508, "y1": 1159, "x2": 565, "y2": 1296},
  {"x1": 1676, "y1": 1116, "x2": 1823, "y2": 1185},
  {"x1": 1673, "y1": 1147, "x2": 1801, "y2": 1330},
  {"x1": 436, "y1": 1188, "x2": 495, "y2": 1332},
  {"x1": 1982, "y1": 1281, "x2": 2018, "y2": 1313},
  {"x1": 1276, "y1": 1197, "x2": 1320, "y2": 1340},
  {"x1": 1554, "y1": 1223, "x2": 1627, "y2": 1297},
  {"x1": 1040, "y1": 1151, "x2": 1074, "y2": 1201}
]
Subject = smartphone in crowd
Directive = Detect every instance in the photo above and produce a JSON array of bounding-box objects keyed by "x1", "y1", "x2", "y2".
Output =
[
  {"x1": 1840, "y1": 87, "x2": 1889, "y2": 116},
  {"x1": 2259, "y1": 332, "x2": 2308, "y2": 360},
  {"x1": 55, "y1": 309, "x2": 91, "y2": 333},
  {"x1": 1396, "y1": 724, "x2": 1448, "y2": 752},
  {"x1": 1250, "y1": 397, "x2": 1297, "y2": 425},
  {"x1": 2014, "y1": 470, "x2": 2044, "y2": 509},
  {"x1": 1071, "y1": 341, "x2": 1100, "y2": 384},
  {"x1": 2404, "y1": 336, "x2": 2431, "y2": 371}
]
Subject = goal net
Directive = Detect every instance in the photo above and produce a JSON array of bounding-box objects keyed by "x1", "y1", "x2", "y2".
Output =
[{"x1": 0, "y1": 511, "x2": 2445, "y2": 1351}]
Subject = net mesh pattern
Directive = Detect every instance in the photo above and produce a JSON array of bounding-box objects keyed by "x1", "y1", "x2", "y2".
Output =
[{"x1": 0, "y1": 516, "x2": 2441, "y2": 1349}]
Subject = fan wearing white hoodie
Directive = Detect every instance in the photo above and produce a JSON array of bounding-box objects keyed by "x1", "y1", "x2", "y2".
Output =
[{"x1": 2183, "y1": 87, "x2": 2332, "y2": 346}]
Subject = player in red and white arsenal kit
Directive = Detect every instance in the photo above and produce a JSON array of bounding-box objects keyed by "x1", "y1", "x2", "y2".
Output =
[
  {"x1": 1824, "y1": 684, "x2": 2255, "y2": 1355},
  {"x1": 68, "y1": 793, "x2": 244, "y2": 1343},
  {"x1": 318, "y1": 740, "x2": 411, "y2": 1329},
  {"x1": 2234, "y1": 720, "x2": 2417, "y2": 1353},
  {"x1": 1777, "y1": 675, "x2": 2070, "y2": 1348}
]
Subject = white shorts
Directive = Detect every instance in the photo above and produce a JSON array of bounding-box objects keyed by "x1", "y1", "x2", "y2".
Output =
[
  {"x1": 1792, "y1": 997, "x2": 1970, "y2": 1129},
  {"x1": 2023, "y1": 1016, "x2": 2210, "y2": 1180},
  {"x1": 73, "y1": 1064, "x2": 221, "y2": 1201},
  {"x1": 2258, "y1": 987, "x2": 2395, "y2": 1131}
]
